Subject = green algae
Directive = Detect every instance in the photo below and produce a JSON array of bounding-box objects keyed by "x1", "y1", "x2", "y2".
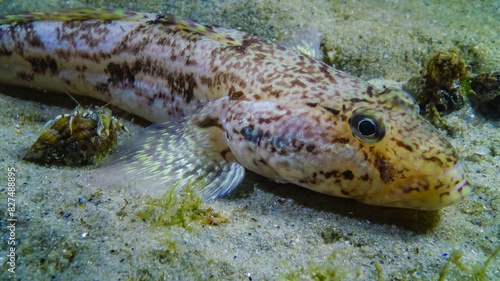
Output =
[
  {"x1": 282, "y1": 245, "x2": 500, "y2": 281},
  {"x1": 282, "y1": 248, "x2": 364, "y2": 281},
  {"x1": 438, "y1": 246, "x2": 500, "y2": 281},
  {"x1": 136, "y1": 180, "x2": 228, "y2": 228}
]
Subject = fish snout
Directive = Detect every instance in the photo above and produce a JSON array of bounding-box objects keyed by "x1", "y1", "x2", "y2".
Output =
[{"x1": 360, "y1": 159, "x2": 472, "y2": 210}]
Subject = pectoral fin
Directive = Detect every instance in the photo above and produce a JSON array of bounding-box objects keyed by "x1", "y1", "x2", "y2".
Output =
[{"x1": 85, "y1": 116, "x2": 245, "y2": 200}]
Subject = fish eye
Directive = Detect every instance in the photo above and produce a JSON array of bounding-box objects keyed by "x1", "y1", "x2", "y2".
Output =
[
  {"x1": 349, "y1": 110, "x2": 385, "y2": 143},
  {"x1": 358, "y1": 118, "x2": 376, "y2": 136}
]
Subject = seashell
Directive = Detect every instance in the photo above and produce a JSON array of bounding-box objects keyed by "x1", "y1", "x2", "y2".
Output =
[{"x1": 24, "y1": 106, "x2": 128, "y2": 166}]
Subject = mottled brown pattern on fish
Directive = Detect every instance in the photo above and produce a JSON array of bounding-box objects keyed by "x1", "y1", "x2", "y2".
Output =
[
  {"x1": 59, "y1": 20, "x2": 112, "y2": 49},
  {"x1": 0, "y1": 10, "x2": 471, "y2": 209},
  {"x1": 26, "y1": 55, "x2": 59, "y2": 75}
]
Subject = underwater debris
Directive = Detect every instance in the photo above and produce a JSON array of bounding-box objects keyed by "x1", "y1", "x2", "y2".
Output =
[
  {"x1": 24, "y1": 106, "x2": 127, "y2": 166},
  {"x1": 403, "y1": 51, "x2": 470, "y2": 127},
  {"x1": 469, "y1": 72, "x2": 500, "y2": 119}
]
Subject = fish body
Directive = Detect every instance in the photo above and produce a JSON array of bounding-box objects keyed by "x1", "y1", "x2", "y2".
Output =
[{"x1": 0, "y1": 9, "x2": 471, "y2": 209}]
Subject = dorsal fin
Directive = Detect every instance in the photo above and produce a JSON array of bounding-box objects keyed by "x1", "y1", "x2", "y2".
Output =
[
  {"x1": 279, "y1": 27, "x2": 322, "y2": 60},
  {"x1": 0, "y1": 8, "x2": 150, "y2": 23},
  {"x1": 0, "y1": 8, "x2": 242, "y2": 46}
]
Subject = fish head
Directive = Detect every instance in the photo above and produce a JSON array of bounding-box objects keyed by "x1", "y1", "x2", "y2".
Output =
[
  {"x1": 340, "y1": 88, "x2": 471, "y2": 209},
  {"x1": 221, "y1": 88, "x2": 471, "y2": 210}
]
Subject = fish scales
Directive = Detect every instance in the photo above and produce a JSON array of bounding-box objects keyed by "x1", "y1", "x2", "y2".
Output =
[
  {"x1": 0, "y1": 11, "x2": 364, "y2": 121},
  {"x1": 0, "y1": 9, "x2": 471, "y2": 209}
]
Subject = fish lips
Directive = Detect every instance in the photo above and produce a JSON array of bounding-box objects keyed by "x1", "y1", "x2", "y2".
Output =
[{"x1": 357, "y1": 160, "x2": 472, "y2": 210}]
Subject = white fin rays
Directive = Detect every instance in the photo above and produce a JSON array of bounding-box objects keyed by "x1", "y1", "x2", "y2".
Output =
[
  {"x1": 279, "y1": 27, "x2": 322, "y2": 60},
  {"x1": 84, "y1": 118, "x2": 245, "y2": 201}
]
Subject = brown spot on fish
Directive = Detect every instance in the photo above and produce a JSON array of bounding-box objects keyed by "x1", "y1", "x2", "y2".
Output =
[
  {"x1": 350, "y1": 98, "x2": 370, "y2": 103},
  {"x1": 360, "y1": 173, "x2": 370, "y2": 181},
  {"x1": 106, "y1": 62, "x2": 135, "y2": 85},
  {"x1": 156, "y1": 36, "x2": 171, "y2": 46},
  {"x1": 185, "y1": 57, "x2": 197, "y2": 66},
  {"x1": 200, "y1": 75, "x2": 212, "y2": 86},
  {"x1": 290, "y1": 78, "x2": 307, "y2": 88},
  {"x1": 434, "y1": 183, "x2": 444, "y2": 190},
  {"x1": 195, "y1": 116, "x2": 222, "y2": 128},
  {"x1": 412, "y1": 142, "x2": 420, "y2": 150},
  {"x1": 323, "y1": 106, "x2": 340, "y2": 116},
  {"x1": 374, "y1": 155, "x2": 393, "y2": 183},
  {"x1": 220, "y1": 148, "x2": 231, "y2": 160},
  {"x1": 366, "y1": 86, "x2": 374, "y2": 98},
  {"x1": 60, "y1": 20, "x2": 112, "y2": 48},
  {"x1": 26, "y1": 55, "x2": 58, "y2": 75},
  {"x1": 112, "y1": 24, "x2": 154, "y2": 55},
  {"x1": 342, "y1": 170, "x2": 354, "y2": 180},
  {"x1": 277, "y1": 148, "x2": 289, "y2": 156},
  {"x1": 229, "y1": 37, "x2": 266, "y2": 54},
  {"x1": 292, "y1": 140, "x2": 305, "y2": 152},
  {"x1": 421, "y1": 155, "x2": 444, "y2": 166},
  {"x1": 261, "y1": 85, "x2": 283, "y2": 98},
  {"x1": 17, "y1": 72, "x2": 34, "y2": 81},
  {"x1": 319, "y1": 64, "x2": 338, "y2": 84},
  {"x1": 331, "y1": 137, "x2": 350, "y2": 144},
  {"x1": 392, "y1": 138, "x2": 414, "y2": 152},
  {"x1": 75, "y1": 65, "x2": 88, "y2": 72},
  {"x1": 258, "y1": 115, "x2": 284, "y2": 124},
  {"x1": 94, "y1": 82, "x2": 110, "y2": 95},
  {"x1": 276, "y1": 45, "x2": 286, "y2": 51},
  {"x1": 135, "y1": 66, "x2": 197, "y2": 103},
  {"x1": 306, "y1": 77, "x2": 321, "y2": 84},
  {"x1": 27, "y1": 31, "x2": 44, "y2": 49},
  {"x1": 306, "y1": 144, "x2": 315, "y2": 152},
  {"x1": 14, "y1": 22, "x2": 45, "y2": 49},
  {"x1": 321, "y1": 170, "x2": 339, "y2": 179},
  {"x1": 131, "y1": 60, "x2": 143, "y2": 73},
  {"x1": 252, "y1": 53, "x2": 267, "y2": 63},
  {"x1": 270, "y1": 89, "x2": 283, "y2": 98},
  {"x1": 306, "y1": 102, "x2": 318, "y2": 107},
  {"x1": 229, "y1": 86, "x2": 246, "y2": 100},
  {"x1": 204, "y1": 72, "x2": 246, "y2": 91}
]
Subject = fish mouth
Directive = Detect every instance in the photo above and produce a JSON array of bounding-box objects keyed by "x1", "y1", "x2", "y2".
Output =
[
  {"x1": 404, "y1": 159, "x2": 472, "y2": 210},
  {"x1": 360, "y1": 160, "x2": 472, "y2": 210},
  {"x1": 435, "y1": 160, "x2": 472, "y2": 208}
]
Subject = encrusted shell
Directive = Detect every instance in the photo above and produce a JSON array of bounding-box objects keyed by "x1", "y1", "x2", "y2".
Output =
[
  {"x1": 24, "y1": 106, "x2": 127, "y2": 166},
  {"x1": 469, "y1": 72, "x2": 500, "y2": 119}
]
